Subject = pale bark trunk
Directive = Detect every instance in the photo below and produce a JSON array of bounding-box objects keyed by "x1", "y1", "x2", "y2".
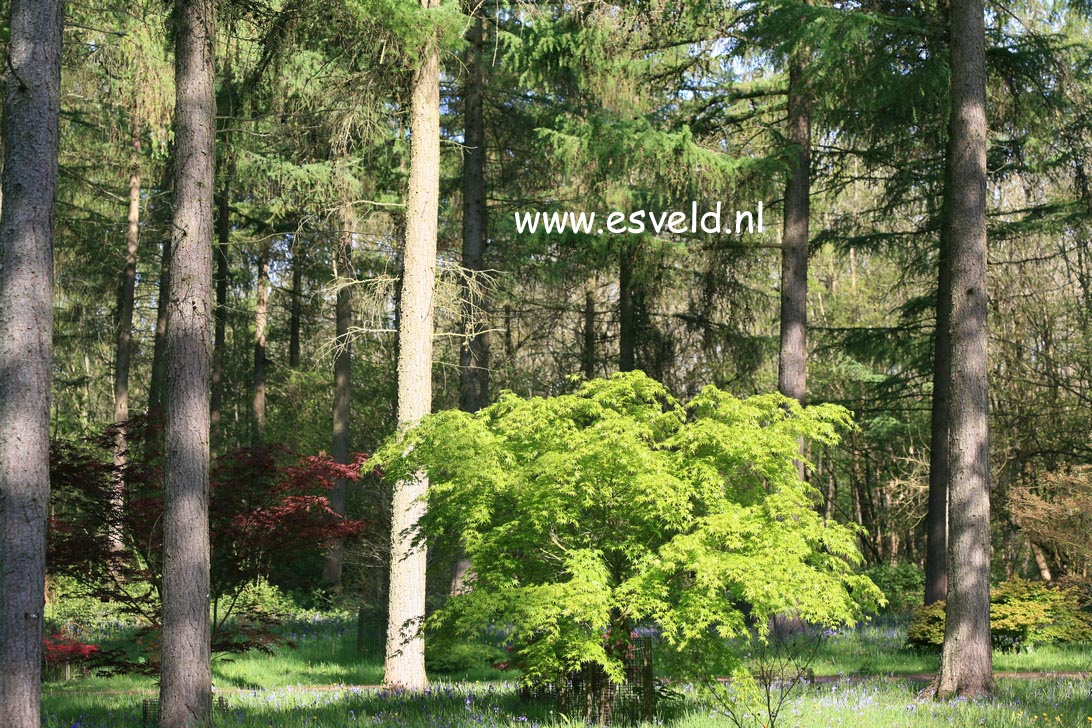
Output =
[
  {"x1": 149, "y1": 239, "x2": 172, "y2": 419},
  {"x1": 111, "y1": 120, "x2": 142, "y2": 551},
  {"x1": 0, "y1": 1, "x2": 62, "y2": 725},
  {"x1": 322, "y1": 206, "x2": 354, "y2": 587},
  {"x1": 251, "y1": 244, "x2": 269, "y2": 446},
  {"x1": 935, "y1": 0, "x2": 992, "y2": 699},
  {"x1": 1030, "y1": 543, "x2": 1054, "y2": 584},
  {"x1": 458, "y1": 7, "x2": 489, "y2": 414},
  {"x1": 385, "y1": 0, "x2": 440, "y2": 690},
  {"x1": 210, "y1": 223, "x2": 228, "y2": 449},
  {"x1": 158, "y1": 0, "x2": 215, "y2": 724}
]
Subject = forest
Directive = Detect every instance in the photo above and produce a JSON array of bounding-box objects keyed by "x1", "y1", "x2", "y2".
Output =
[{"x1": 1, "y1": 0, "x2": 1091, "y2": 727}]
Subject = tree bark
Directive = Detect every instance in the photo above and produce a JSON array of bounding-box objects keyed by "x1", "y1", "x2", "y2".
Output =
[
  {"x1": 1030, "y1": 542, "x2": 1054, "y2": 584},
  {"x1": 210, "y1": 220, "x2": 229, "y2": 449},
  {"x1": 210, "y1": 152, "x2": 232, "y2": 451},
  {"x1": 0, "y1": 2, "x2": 62, "y2": 725},
  {"x1": 385, "y1": 0, "x2": 440, "y2": 690},
  {"x1": 458, "y1": 6, "x2": 490, "y2": 414},
  {"x1": 779, "y1": 54, "x2": 809, "y2": 415},
  {"x1": 251, "y1": 243, "x2": 269, "y2": 446},
  {"x1": 111, "y1": 119, "x2": 143, "y2": 551},
  {"x1": 149, "y1": 163, "x2": 175, "y2": 422},
  {"x1": 158, "y1": 0, "x2": 215, "y2": 724},
  {"x1": 619, "y1": 243, "x2": 637, "y2": 372},
  {"x1": 925, "y1": 208, "x2": 953, "y2": 606},
  {"x1": 583, "y1": 278, "x2": 596, "y2": 379},
  {"x1": 289, "y1": 241, "x2": 303, "y2": 368},
  {"x1": 935, "y1": 0, "x2": 992, "y2": 699},
  {"x1": 322, "y1": 206, "x2": 354, "y2": 587}
]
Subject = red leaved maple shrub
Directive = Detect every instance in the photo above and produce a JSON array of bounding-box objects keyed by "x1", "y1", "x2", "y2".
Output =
[{"x1": 48, "y1": 417, "x2": 369, "y2": 671}]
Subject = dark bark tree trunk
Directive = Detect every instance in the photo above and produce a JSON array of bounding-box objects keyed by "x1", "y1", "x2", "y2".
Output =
[
  {"x1": 251, "y1": 244, "x2": 269, "y2": 446},
  {"x1": 458, "y1": 6, "x2": 489, "y2": 414},
  {"x1": 0, "y1": 2, "x2": 62, "y2": 725},
  {"x1": 111, "y1": 119, "x2": 143, "y2": 551},
  {"x1": 210, "y1": 150, "x2": 232, "y2": 450},
  {"x1": 385, "y1": 0, "x2": 440, "y2": 690},
  {"x1": 148, "y1": 143, "x2": 177, "y2": 422},
  {"x1": 935, "y1": 0, "x2": 992, "y2": 699},
  {"x1": 453, "y1": 10, "x2": 489, "y2": 588},
  {"x1": 211, "y1": 49, "x2": 235, "y2": 451},
  {"x1": 926, "y1": 216, "x2": 953, "y2": 605},
  {"x1": 289, "y1": 241, "x2": 303, "y2": 368},
  {"x1": 619, "y1": 244, "x2": 637, "y2": 372},
  {"x1": 779, "y1": 54, "x2": 809, "y2": 430},
  {"x1": 322, "y1": 206, "x2": 354, "y2": 587},
  {"x1": 158, "y1": 0, "x2": 215, "y2": 724},
  {"x1": 583, "y1": 279, "x2": 596, "y2": 379}
]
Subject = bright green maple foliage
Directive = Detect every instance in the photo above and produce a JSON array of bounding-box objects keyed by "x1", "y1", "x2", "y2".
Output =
[{"x1": 378, "y1": 372, "x2": 882, "y2": 686}]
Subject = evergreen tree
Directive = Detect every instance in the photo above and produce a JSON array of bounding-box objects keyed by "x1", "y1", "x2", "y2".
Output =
[
  {"x1": 158, "y1": 0, "x2": 216, "y2": 724},
  {"x1": 385, "y1": 0, "x2": 444, "y2": 691},
  {"x1": 0, "y1": 1, "x2": 63, "y2": 726},
  {"x1": 934, "y1": 0, "x2": 992, "y2": 697}
]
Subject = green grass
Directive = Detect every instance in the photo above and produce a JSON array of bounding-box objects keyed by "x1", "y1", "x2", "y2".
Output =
[
  {"x1": 211, "y1": 627, "x2": 384, "y2": 689},
  {"x1": 812, "y1": 617, "x2": 1092, "y2": 677},
  {"x1": 39, "y1": 677, "x2": 1092, "y2": 728},
  {"x1": 44, "y1": 614, "x2": 507, "y2": 696},
  {"x1": 41, "y1": 616, "x2": 1092, "y2": 727}
]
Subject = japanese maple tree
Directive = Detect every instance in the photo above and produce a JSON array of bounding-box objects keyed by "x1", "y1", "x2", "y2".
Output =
[{"x1": 49, "y1": 418, "x2": 367, "y2": 640}]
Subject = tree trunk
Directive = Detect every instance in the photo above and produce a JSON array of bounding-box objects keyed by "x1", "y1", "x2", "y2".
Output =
[
  {"x1": 111, "y1": 119, "x2": 142, "y2": 551},
  {"x1": 385, "y1": 0, "x2": 440, "y2": 690},
  {"x1": 619, "y1": 243, "x2": 637, "y2": 372},
  {"x1": 322, "y1": 206, "x2": 354, "y2": 587},
  {"x1": 458, "y1": 6, "x2": 489, "y2": 414},
  {"x1": 935, "y1": 0, "x2": 992, "y2": 699},
  {"x1": 210, "y1": 224, "x2": 229, "y2": 449},
  {"x1": 289, "y1": 241, "x2": 303, "y2": 368},
  {"x1": 251, "y1": 244, "x2": 269, "y2": 446},
  {"x1": 925, "y1": 207, "x2": 953, "y2": 606},
  {"x1": 149, "y1": 164, "x2": 174, "y2": 422},
  {"x1": 210, "y1": 154, "x2": 232, "y2": 451},
  {"x1": 158, "y1": 0, "x2": 215, "y2": 724},
  {"x1": 0, "y1": 2, "x2": 62, "y2": 725},
  {"x1": 779, "y1": 52, "x2": 810, "y2": 477},
  {"x1": 583, "y1": 278, "x2": 596, "y2": 379},
  {"x1": 1030, "y1": 542, "x2": 1054, "y2": 584}
]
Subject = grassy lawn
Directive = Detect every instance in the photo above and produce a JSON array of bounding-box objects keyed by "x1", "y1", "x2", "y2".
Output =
[
  {"x1": 41, "y1": 616, "x2": 1092, "y2": 727},
  {"x1": 813, "y1": 617, "x2": 1092, "y2": 677},
  {"x1": 39, "y1": 677, "x2": 1092, "y2": 727}
]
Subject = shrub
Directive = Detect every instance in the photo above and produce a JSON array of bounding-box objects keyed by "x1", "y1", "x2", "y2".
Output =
[
  {"x1": 45, "y1": 575, "x2": 140, "y2": 640},
  {"x1": 48, "y1": 420, "x2": 369, "y2": 673},
  {"x1": 864, "y1": 563, "x2": 924, "y2": 614},
  {"x1": 42, "y1": 634, "x2": 101, "y2": 681},
  {"x1": 380, "y1": 372, "x2": 882, "y2": 723},
  {"x1": 50, "y1": 422, "x2": 367, "y2": 628},
  {"x1": 425, "y1": 638, "x2": 507, "y2": 674},
  {"x1": 907, "y1": 601, "x2": 946, "y2": 648},
  {"x1": 908, "y1": 578, "x2": 1092, "y2": 651}
]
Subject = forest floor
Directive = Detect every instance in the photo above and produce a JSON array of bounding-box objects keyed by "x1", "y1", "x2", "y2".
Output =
[{"x1": 41, "y1": 616, "x2": 1092, "y2": 728}]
